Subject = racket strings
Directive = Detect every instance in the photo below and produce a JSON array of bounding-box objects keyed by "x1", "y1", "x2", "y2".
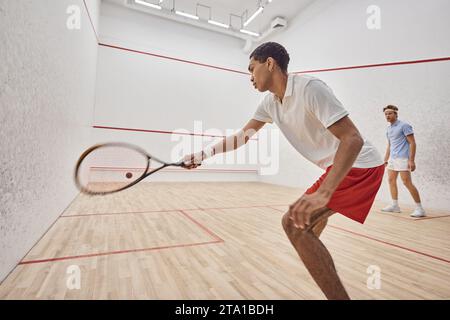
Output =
[{"x1": 75, "y1": 144, "x2": 149, "y2": 194}]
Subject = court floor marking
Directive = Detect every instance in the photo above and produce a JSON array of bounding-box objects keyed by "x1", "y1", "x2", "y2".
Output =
[
  {"x1": 62, "y1": 203, "x2": 450, "y2": 221},
  {"x1": 18, "y1": 210, "x2": 224, "y2": 265},
  {"x1": 17, "y1": 204, "x2": 450, "y2": 266},
  {"x1": 267, "y1": 206, "x2": 450, "y2": 265},
  {"x1": 372, "y1": 209, "x2": 450, "y2": 221},
  {"x1": 61, "y1": 204, "x2": 290, "y2": 218}
]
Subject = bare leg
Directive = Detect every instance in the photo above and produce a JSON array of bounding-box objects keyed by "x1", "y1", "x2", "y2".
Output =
[
  {"x1": 282, "y1": 208, "x2": 350, "y2": 300},
  {"x1": 387, "y1": 170, "x2": 399, "y2": 200},
  {"x1": 400, "y1": 171, "x2": 421, "y2": 203}
]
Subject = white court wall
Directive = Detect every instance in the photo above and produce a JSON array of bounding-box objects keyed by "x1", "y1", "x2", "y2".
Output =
[
  {"x1": 0, "y1": 0, "x2": 100, "y2": 282},
  {"x1": 94, "y1": 1, "x2": 268, "y2": 182},
  {"x1": 260, "y1": 0, "x2": 450, "y2": 210}
]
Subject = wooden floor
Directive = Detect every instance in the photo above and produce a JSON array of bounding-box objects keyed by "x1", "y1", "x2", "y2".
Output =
[{"x1": 1, "y1": 182, "x2": 449, "y2": 299}]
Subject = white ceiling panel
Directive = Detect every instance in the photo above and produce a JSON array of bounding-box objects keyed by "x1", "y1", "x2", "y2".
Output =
[{"x1": 105, "y1": 0, "x2": 315, "y2": 34}]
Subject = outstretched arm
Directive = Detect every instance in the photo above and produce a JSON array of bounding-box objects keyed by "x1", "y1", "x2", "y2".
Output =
[
  {"x1": 183, "y1": 119, "x2": 265, "y2": 169},
  {"x1": 212, "y1": 119, "x2": 265, "y2": 156}
]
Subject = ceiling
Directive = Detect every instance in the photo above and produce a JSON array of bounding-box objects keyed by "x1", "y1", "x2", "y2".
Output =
[{"x1": 104, "y1": 0, "x2": 315, "y2": 34}]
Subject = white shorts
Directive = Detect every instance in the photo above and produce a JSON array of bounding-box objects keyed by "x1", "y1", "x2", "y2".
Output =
[{"x1": 387, "y1": 158, "x2": 410, "y2": 172}]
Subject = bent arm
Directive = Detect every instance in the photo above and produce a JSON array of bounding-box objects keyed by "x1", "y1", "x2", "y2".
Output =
[{"x1": 316, "y1": 116, "x2": 364, "y2": 198}]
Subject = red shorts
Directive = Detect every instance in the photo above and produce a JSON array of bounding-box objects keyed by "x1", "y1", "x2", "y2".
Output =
[{"x1": 305, "y1": 165, "x2": 385, "y2": 224}]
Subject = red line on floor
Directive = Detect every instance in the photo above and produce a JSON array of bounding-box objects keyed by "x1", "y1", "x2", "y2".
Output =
[
  {"x1": 20, "y1": 203, "x2": 450, "y2": 266},
  {"x1": 267, "y1": 206, "x2": 450, "y2": 264},
  {"x1": 5, "y1": 195, "x2": 81, "y2": 275},
  {"x1": 328, "y1": 225, "x2": 450, "y2": 264},
  {"x1": 178, "y1": 210, "x2": 224, "y2": 242},
  {"x1": 374, "y1": 209, "x2": 450, "y2": 221},
  {"x1": 294, "y1": 57, "x2": 450, "y2": 74},
  {"x1": 414, "y1": 214, "x2": 450, "y2": 221},
  {"x1": 61, "y1": 204, "x2": 289, "y2": 218},
  {"x1": 99, "y1": 43, "x2": 250, "y2": 75},
  {"x1": 93, "y1": 125, "x2": 258, "y2": 141},
  {"x1": 196, "y1": 204, "x2": 287, "y2": 211},
  {"x1": 267, "y1": 205, "x2": 287, "y2": 211},
  {"x1": 61, "y1": 209, "x2": 189, "y2": 218},
  {"x1": 373, "y1": 210, "x2": 415, "y2": 221},
  {"x1": 20, "y1": 209, "x2": 226, "y2": 265},
  {"x1": 18, "y1": 240, "x2": 222, "y2": 265}
]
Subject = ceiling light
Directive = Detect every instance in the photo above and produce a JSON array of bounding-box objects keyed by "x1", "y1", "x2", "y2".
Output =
[
  {"x1": 135, "y1": 0, "x2": 162, "y2": 10},
  {"x1": 175, "y1": 11, "x2": 199, "y2": 20},
  {"x1": 208, "y1": 20, "x2": 230, "y2": 29},
  {"x1": 243, "y1": 6, "x2": 263, "y2": 27},
  {"x1": 240, "y1": 29, "x2": 260, "y2": 37}
]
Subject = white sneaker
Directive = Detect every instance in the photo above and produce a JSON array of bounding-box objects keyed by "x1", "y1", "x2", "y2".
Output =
[
  {"x1": 381, "y1": 204, "x2": 401, "y2": 213},
  {"x1": 410, "y1": 208, "x2": 426, "y2": 218}
]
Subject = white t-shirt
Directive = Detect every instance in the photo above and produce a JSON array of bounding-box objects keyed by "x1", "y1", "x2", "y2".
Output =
[{"x1": 253, "y1": 74, "x2": 383, "y2": 169}]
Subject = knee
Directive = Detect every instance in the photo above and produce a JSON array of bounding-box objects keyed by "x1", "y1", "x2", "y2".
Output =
[
  {"x1": 281, "y1": 212, "x2": 291, "y2": 233},
  {"x1": 388, "y1": 177, "x2": 397, "y2": 185},
  {"x1": 401, "y1": 178, "x2": 413, "y2": 188},
  {"x1": 281, "y1": 212, "x2": 308, "y2": 240}
]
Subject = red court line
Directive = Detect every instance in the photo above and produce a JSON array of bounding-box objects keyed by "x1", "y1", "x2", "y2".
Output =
[
  {"x1": 60, "y1": 209, "x2": 226, "y2": 243},
  {"x1": 327, "y1": 225, "x2": 450, "y2": 264},
  {"x1": 20, "y1": 210, "x2": 225, "y2": 265},
  {"x1": 93, "y1": 125, "x2": 258, "y2": 141},
  {"x1": 195, "y1": 204, "x2": 287, "y2": 211},
  {"x1": 61, "y1": 204, "x2": 289, "y2": 218},
  {"x1": 374, "y1": 209, "x2": 450, "y2": 221},
  {"x1": 18, "y1": 240, "x2": 222, "y2": 265},
  {"x1": 100, "y1": 43, "x2": 450, "y2": 76},
  {"x1": 61, "y1": 209, "x2": 191, "y2": 218},
  {"x1": 1, "y1": 195, "x2": 81, "y2": 281},
  {"x1": 21, "y1": 203, "x2": 450, "y2": 265},
  {"x1": 414, "y1": 214, "x2": 450, "y2": 221},
  {"x1": 99, "y1": 43, "x2": 250, "y2": 75},
  {"x1": 373, "y1": 210, "x2": 415, "y2": 221},
  {"x1": 294, "y1": 57, "x2": 450, "y2": 74},
  {"x1": 90, "y1": 166, "x2": 258, "y2": 173},
  {"x1": 178, "y1": 210, "x2": 224, "y2": 242},
  {"x1": 267, "y1": 206, "x2": 450, "y2": 264},
  {"x1": 82, "y1": 0, "x2": 99, "y2": 43},
  {"x1": 85, "y1": 0, "x2": 450, "y2": 78}
]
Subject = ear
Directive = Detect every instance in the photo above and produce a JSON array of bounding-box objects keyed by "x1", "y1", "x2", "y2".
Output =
[{"x1": 267, "y1": 57, "x2": 275, "y2": 72}]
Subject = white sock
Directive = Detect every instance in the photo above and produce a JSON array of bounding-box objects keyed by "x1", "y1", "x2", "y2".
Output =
[
  {"x1": 416, "y1": 202, "x2": 423, "y2": 209},
  {"x1": 392, "y1": 200, "x2": 399, "y2": 206}
]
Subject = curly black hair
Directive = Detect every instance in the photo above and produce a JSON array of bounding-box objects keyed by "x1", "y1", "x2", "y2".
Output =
[{"x1": 249, "y1": 42, "x2": 290, "y2": 73}]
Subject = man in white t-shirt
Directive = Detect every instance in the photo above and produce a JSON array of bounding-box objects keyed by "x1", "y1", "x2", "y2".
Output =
[{"x1": 182, "y1": 42, "x2": 384, "y2": 300}]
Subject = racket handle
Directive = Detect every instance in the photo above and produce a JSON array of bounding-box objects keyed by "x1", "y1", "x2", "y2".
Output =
[{"x1": 175, "y1": 161, "x2": 187, "y2": 167}]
